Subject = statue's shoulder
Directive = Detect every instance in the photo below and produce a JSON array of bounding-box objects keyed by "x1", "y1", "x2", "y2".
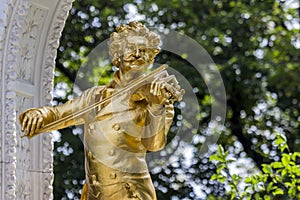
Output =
[
  {"x1": 83, "y1": 85, "x2": 106, "y2": 95},
  {"x1": 82, "y1": 85, "x2": 106, "y2": 101},
  {"x1": 91, "y1": 85, "x2": 106, "y2": 92}
]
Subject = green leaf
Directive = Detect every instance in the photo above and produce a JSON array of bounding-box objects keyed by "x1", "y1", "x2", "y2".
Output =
[
  {"x1": 262, "y1": 164, "x2": 273, "y2": 174},
  {"x1": 271, "y1": 162, "x2": 283, "y2": 169},
  {"x1": 285, "y1": 182, "x2": 293, "y2": 188},
  {"x1": 267, "y1": 182, "x2": 275, "y2": 193},
  {"x1": 232, "y1": 174, "x2": 240, "y2": 182},
  {"x1": 218, "y1": 145, "x2": 225, "y2": 156},
  {"x1": 229, "y1": 1, "x2": 235, "y2": 7},
  {"x1": 272, "y1": 188, "x2": 284, "y2": 195},
  {"x1": 245, "y1": 176, "x2": 253, "y2": 184},
  {"x1": 216, "y1": 164, "x2": 226, "y2": 173},
  {"x1": 227, "y1": 157, "x2": 237, "y2": 163},
  {"x1": 292, "y1": 152, "x2": 300, "y2": 161},
  {"x1": 281, "y1": 169, "x2": 287, "y2": 177},
  {"x1": 275, "y1": 137, "x2": 284, "y2": 145},
  {"x1": 254, "y1": 193, "x2": 261, "y2": 200},
  {"x1": 211, "y1": 174, "x2": 219, "y2": 181},
  {"x1": 275, "y1": 133, "x2": 287, "y2": 146},
  {"x1": 282, "y1": 154, "x2": 290, "y2": 167},
  {"x1": 263, "y1": 195, "x2": 271, "y2": 200},
  {"x1": 209, "y1": 154, "x2": 225, "y2": 162},
  {"x1": 218, "y1": 175, "x2": 226, "y2": 183}
]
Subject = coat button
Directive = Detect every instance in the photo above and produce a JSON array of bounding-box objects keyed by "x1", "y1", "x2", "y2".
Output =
[
  {"x1": 91, "y1": 174, "x2": 97, "y2": 183},
  {"x1": 108, "y1": 149, "x2": 115, "y2": 156},
  {"x1": 88, "y1": 151, "x2": 93, "y2": 159},
  {"x1": 109, "y1": 173, "x2": 117, "y2": 179},
  {"x1": 89, "y1": 124, "x2": 95, "y2": 130},
  {"x1": 112, "y1": 124, "x2": 120, "y2": 131},
  {"x1": 125, "y1": 182, "x2": 136, "y2": 190},
  {"x1": 125, "y1": 182, "x2": 130, "y2": 189}
]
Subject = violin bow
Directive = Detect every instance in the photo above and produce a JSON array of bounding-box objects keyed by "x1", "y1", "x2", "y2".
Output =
[{"x1": 23, "y1": 64, "x2": 168, "y2": 137}]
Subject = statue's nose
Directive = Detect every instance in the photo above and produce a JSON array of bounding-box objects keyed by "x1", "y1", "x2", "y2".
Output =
[{"x1": 134, "y1": 47, "x2": 140, "y2": 58}]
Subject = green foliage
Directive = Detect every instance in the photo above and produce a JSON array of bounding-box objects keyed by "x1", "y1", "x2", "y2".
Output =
[
  {"x1": 54, "y1": 128, "x2": 85, "y2": 200},
  {"x1": 53, "y1": 0, "x2": 299, "y2": 199},
  {"x1": 210, "y1": 133, "x2": 300, "y2": 199}
]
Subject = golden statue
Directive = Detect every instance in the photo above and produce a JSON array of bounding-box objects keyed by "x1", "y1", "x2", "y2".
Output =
[{"x1": 19, "y1": 21, "x2": 184, "y2": 200}]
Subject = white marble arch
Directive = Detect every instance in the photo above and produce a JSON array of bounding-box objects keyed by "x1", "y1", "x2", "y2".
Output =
[{"x1": 0, "y1": 0, "x2": 74, "y2": 199}]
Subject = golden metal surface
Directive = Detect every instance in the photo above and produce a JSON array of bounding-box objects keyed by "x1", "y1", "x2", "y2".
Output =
[{"x1": 18, "y1": 21, "x2": 184, "y2": 200}]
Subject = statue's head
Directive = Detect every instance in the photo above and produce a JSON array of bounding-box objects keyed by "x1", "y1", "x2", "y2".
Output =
[{"x1": 109, "y1": 21, "x2": 161, "y2": 71}]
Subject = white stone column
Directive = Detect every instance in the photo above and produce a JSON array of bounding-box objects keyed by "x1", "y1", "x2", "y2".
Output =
[{"x1": 0, "y1": 0, "x2": 73, "y2": 199}]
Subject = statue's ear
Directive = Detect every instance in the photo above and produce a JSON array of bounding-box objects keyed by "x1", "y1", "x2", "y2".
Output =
[
  {"x1": 148, "y1": 48, "x2": 160, "y2": 63},
  {"x1": 153, "y1": 48, "x2": 160, "y2": 55},
  {"x1": 112, "y1": 57, "x2": 121, "y2": 67}
]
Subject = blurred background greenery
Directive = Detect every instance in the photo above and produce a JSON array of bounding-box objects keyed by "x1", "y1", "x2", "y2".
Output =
[{"x1": 52, "y1": 0, "x2": 299, "y2": 199}]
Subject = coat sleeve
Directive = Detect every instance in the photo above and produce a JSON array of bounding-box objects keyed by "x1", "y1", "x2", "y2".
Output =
[
  {"x1": 50, "y1": 86, "x2": 106, "y2": 130},
  {"x1": 141, "y1": 101, "x2": 175, "y2": 152},
  {"x1": 21, "y1": 86, "x2": 104, "y2": 134}
]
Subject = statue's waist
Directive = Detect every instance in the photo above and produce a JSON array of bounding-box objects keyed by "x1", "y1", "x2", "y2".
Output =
[
  {"x1": 85, "y1": 155, "x2": 150, "y2": 185},
  {"x1": 85, "y1": 147, "x2": 148, "y2": 174}
]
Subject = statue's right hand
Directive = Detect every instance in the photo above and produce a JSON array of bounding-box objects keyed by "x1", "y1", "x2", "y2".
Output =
[{"x1": 19, "y1": 109, "x2": 44, "y2": 138}]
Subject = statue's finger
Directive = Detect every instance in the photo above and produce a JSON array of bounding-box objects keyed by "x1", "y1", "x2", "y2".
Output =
[
  {"x1": 24, "y1": 126, "x2": 31, "y2": 137},
  {"x1": 30, "y1": 117, "x2": 38, "y2": 135},
  {"x1": 153, "y1": 82, "x2": 159, "y2": 96},
  {"x1": 150, "y1": 79, "x2": 154, "y2": 94},
  {"x1": 150, "y1": 77, "x2": 158, "y2": 94},
  {"x1": 21, "y1": 115, "x2": 28, "y2": 131},
  {"x1": 26, "y1": 116, "x2": 33, "y2": 134},
  {"x1": 164, "y1": 83, "x2": 173, "y2": 96},
  {"x1": 156, "y1": 81, "x2": 163, "y2": 96},
  {"x1": 156, "y1": 82, "x2": 161, "y2": 96},
  {"x1": 158, "y1": 82, "x2": 165, "y2": 96},
  {"x1": 36, "y1": 117, "x2": 43, "y2": 130}
]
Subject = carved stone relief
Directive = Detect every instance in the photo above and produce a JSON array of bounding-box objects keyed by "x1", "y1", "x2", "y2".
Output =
[
  {"x1": 3, "y1": 0, "x2": 29, "y2": 199},
  {"x1": 17, "y1": 3, "x2": 47, "y2": 84},
  {"x1": 40, "y1": 0, "x2": 75, "y2": 199},
  {"x1": 15, "y1": 94, "x2": 33, "y2": 200},
  {"x1": 0, "y1": 1, "x2": 13, "y2": 199},
  {"x1": 0, "y1": 0, "x2": 74, "y2": 199}
]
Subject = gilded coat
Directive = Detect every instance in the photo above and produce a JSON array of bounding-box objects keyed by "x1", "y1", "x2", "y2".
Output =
[{"x1": 41, "y1": 82, "x2": 174, "y2": 200}]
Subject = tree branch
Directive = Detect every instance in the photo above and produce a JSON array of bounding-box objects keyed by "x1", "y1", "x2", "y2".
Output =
[{"x1": 228, "y1": 99, "x2": 268, "y2": 171}]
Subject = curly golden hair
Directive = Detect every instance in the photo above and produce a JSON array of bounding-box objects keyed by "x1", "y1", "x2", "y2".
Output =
[{"x1": 109, "y1": 21, "x2": 161, "y2": 67}]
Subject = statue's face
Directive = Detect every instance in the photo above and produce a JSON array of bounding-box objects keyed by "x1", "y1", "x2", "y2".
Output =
[{"x1": 121, "y1": 36, "x2": 152, "y2": 72}]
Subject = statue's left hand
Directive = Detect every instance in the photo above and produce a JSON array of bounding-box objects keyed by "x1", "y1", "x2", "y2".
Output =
[
  {"x1": 19, "y1": 109, "x2": 44, "y2": 138},
  {"x1": 150, "y1": 77, "x2": 184, "y2": 104}
]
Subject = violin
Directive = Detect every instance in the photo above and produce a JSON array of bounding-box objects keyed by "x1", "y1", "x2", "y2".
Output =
[{"x1": 21, "y1": 64, "x2": 184, "y2": 138}]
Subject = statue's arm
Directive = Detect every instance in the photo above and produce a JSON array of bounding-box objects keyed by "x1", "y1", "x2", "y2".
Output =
[
  {"x1": 19, "y1": 86, "x2": 102, "y2": 138},
  {"x1": 141, "y1": 101, "x2": 174, "y2": 151},
  {"x1": 133, "y1": 77, "x2": 180, "y2": 151},
  {"x1": 132, "y1": 74, "x2": 182, "y2": 151},
  {"x1": 19, "y1": 106, "x2": 58, "y2": 138}
]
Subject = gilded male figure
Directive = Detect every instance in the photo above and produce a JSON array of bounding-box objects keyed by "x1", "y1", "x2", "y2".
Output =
[{"x1": 19, "y1": 22, "x2": 183, "y2": 200}]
